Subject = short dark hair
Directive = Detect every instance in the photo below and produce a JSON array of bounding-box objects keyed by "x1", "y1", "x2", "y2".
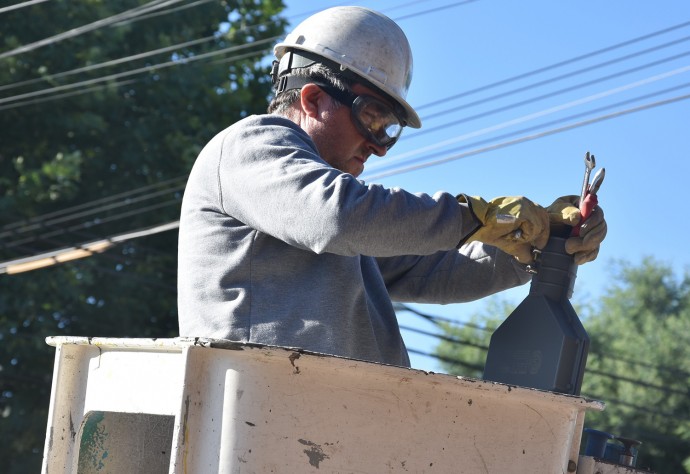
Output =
[{"x1": 267, "y1": 62, "x2": 354, "y2": 115}]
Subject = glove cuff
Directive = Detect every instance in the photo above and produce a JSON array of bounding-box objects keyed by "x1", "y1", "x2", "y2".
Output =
[
  {"x1": 456, "y1": 194, "x2": 489, "y2": 223},
  {"x1": 456, "y1": 194, "x2": 486, "y2": 247}
]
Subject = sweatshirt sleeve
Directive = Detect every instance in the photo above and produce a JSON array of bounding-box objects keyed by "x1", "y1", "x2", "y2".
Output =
[
  {"x1": 213, "y1": 115, "x2": 480, "y2": 257},
  {"x1": 375, "y1": 242, "x2": 532, "y2": 304}
]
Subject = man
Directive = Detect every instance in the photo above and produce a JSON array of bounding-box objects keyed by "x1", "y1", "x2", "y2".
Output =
[{"x1": 177, "y1": 6, "x2": 606, "y2": 367}]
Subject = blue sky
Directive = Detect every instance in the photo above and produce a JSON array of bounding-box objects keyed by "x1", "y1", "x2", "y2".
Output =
[{"x1": 281, "y1": 1, "x2": 690, "y2": 371}]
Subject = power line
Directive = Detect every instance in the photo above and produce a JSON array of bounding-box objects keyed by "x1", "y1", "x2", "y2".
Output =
[
  {"x1": 0, "y1": 78, "x2": 138, "y2": 112},
  {"x1": 0, "y1": 0, "x2": 191, "y2": 59},
  {"x1": 0, "y1": 0, "x2": 50, "y2": 15},
  {"x1": 364, "y1": 89, "x2": 690, "y2": 181},
  {"x1": 1, "y1": 175, "x2": 185, "y2": 233},
  {"x1": 393, "y1": 0, "x2": 478, "y2": 22},
  {"x1": 0, "y1": 2, "x2": 482, "y2": 109},
  {"x1": 0, "y1": 179, "x2": 183, "y2": 242},
  {"x1": 376, "y1": 68, "x2": 690, "y2": 170},
  {"x1": 396, "y1": 304, "x2": 690, "y2": 378},
  {"x1": 111, "y1": 0, "x2": 215, "y2": 27},
  {"x1": 416, "y1": 19, "x2": 690, "y2": 111},
  {"x1": 0, "y1": 0, "x2": 187, "y2": 60},
  {"x1": 0, "y1": 220, "x2": 179, "y2": 274},
  {"x1": 0, "y1": 37, "x2": 277, "y2": 108},
  {"x1": 2, "y1": 7, "x2": 684, "y2": 280},
  {"x1": 367, "y1": 77, "x2": 690, "y2": 178},
  {"x1": 0, "y1": 2, "x2": 288, "y2": 94},
  {"x1": 5, "y1": 76, "x2": 689, "y2": 263},
  {"x1": 409, "y1": 50, "x2": 690, "y2": 140},
  {"x1": 3, "y1": 86, "x2": 690, "y2": 264},
  {"x1": 0, "y1": 36, "x2": 216, "y2": 93}
]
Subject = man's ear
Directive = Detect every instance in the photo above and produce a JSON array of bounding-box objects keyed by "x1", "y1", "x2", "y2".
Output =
[{"x1": 299, "y1": 83, "x2": 326, "y2": 118}]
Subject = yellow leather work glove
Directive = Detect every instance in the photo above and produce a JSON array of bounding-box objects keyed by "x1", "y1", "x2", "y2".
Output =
[
  {"x1": 546, "y1": 195, "x2": 608, "y2": 265},
  {"x1": 458, "y1": 195, "x2": 550, "y2": 263}
]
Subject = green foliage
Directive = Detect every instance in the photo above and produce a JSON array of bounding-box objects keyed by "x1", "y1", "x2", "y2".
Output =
[
  {"x1": 434, "y1": 258, "x2": 690, "y2": 473},
  {"x1": 0, "y1": 1, "x2": 287, "y2": 471},
  {"x1": 581, "y1": 258, "x2": 690, "y2": 473}
]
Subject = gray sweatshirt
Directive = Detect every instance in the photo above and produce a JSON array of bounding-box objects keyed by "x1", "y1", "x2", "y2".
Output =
[{"x1": 177, "y1": 114, "x2": 530, "y2": 366}]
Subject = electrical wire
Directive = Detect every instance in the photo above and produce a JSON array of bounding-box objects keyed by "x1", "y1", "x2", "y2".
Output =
[
  {"x1": 364, "y1": 89, "x2": 690, "y2": 181},
  {"x1": 0, "y1": 182, "x2": 182, "y2": 242},
  {"x1": 0, "y1": 1, "x2": 289, "y2": 94},
  {"x1": 1, "y1": 175, "x2": 185, "y2": 232},
  {"x1": 409, "y1": 50, "x2": 690, "y2": 140},
  {"x1": 416, "y1": 19, "x2": 690, "y2": 111},
  {"x1": 0, "y1": 78, "x2": 139, "y2": 112},
  {"x1": 0, "y1": 220, "x2": 179, "y2": 274},
  {"x1": 0, "y1": 0, "x2": 50, "y2": 15},
  {"x1": 5, "y1": 53, "x2": 690, "y2": 248},
  {"x1": 111, "y1": 0, "x2": 216, "y2": 27},
  {"x1": 0, "y1": 0, "x2": 188, "y2": 60},
  {"x1": 3, "y1": 65, "x2": 687, "y2": 263},
  {"x1": 393, "y1": 0, "x2": 478, "y2": 22},
  {"x1": 371, "y1": 68, "x2": 690, "y2": 170},
  {"x1": 0, "y1": 36, "x2": 277, "y2": 108},
  {"x1": 396, "y1": 304, "x2": 690, "y2": 378},
  {"x1": 0, "y1": 2, "x2": 676, "y2": 113},
  {"x1": 369, "y1": 80, "x2": 690, "y2": 177},
  {"x1": 0, "y1": 36, "x2": 217, "y2": 93}
]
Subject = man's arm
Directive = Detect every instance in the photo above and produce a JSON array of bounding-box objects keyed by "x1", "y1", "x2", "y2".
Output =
[{"x1": 375, "y1": 242, "x2": 531, "y2": 304}]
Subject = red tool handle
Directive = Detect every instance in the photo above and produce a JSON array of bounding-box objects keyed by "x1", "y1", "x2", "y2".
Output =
[{"x1": 571, "y1": 193, "x2": 598, "y2": 237}]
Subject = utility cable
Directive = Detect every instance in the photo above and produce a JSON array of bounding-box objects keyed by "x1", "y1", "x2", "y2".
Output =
[
  {"x1": 6, "y1": 87, "x2": 690, "y2": 264},
  {"x1": 0, "y1": 1, "x2": 287, "y2": 94},
  {"x1": 0, "y1": 220, "x2": 179, "y2": 275},
  {"x1": 5, "y1": 86, "x2": 689, "y2": 258},
  {"x1": 394, "y1": 0, "x2": 478, "y2": 22},
  {"x1": 0, "y1": 36, "x2": 217, "y2": 93},
  {"x1": 375, "y1": 66, "x2": 690, "y2": 169},
  {"x1": 0, "y1": 0, "x2": 50, "y2": 15},
  {"x1": 1, "y1": 174, "x2": 185, "y2": 232},
  {"x1": 367, "y1": 77, "x2": 690, "y2": 177},
  {"x1": 1, "y1": 198, "x2": 180, "y2": 251},
  {"x1": 419, "y1": 344, "x2": 690, "y2": 421},
  {"x1": 0, "y1": 4, "x2": 682, "y2": 116},
  {"x1": 111, "y1": 0, "x2": 215, "y2": 27},
  {"x1": 0, "y1": 182, "x2": 182, "y2": 242},
  {"x1": 417, "y1": 19, "x2": 690, "y2": 111},
  {"x1": 410, "y1": 50, "x2": 690, "y2": 139},
  {"x1": 396, "y1": 303, "x2": 690, "y2": 378},
  {"x1": 398, "y1": 324, "x2": 489, "y2": 351},
  {"x1": 0, "y1": 78, "x2": 138, "y2": 112},
  {"x1": 0, "y1": 36, "x2": 277, "y2": 108},
  {"x1": 364, "y1": 89, "x2": 690, "y2": 181},
  {"x1": 0, "y1": 0, "x2": 187, "y2": 60},
  {"x1": 400, "y1": 320, "x2": 690, "y2": 397}
]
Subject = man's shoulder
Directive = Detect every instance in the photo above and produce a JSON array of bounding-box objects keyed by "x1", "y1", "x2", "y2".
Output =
[
  {"x1": 228, "y1": 113, "x2": 301, "y2": 132},
  {"x1": 211, "y1": 113, "x2": 308, "y2": 145}
]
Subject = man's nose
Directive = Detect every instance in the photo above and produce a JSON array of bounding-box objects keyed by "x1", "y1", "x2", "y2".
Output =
[{"x1": 368, "y1": 141, "x2": 387, "y2": 157}]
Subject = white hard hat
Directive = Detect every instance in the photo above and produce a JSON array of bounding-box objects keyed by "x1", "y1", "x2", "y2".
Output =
[{"x1": 273, "y1": 6, "x2": 421, "y2": 128}]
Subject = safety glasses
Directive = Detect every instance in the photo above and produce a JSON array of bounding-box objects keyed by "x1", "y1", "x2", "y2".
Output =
[{"x1": 318, "y1": 84, "x2": 405, "y2": 150}]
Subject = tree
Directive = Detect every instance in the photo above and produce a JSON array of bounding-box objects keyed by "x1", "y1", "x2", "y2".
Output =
[
  {"x1": 433, "y1": 258, "x2": 690, "y2": 473},
  {"x1": 581, "y1": 258, "x2": 690, "y2": 473},
  {"x1": 0, "y1": 1, "x2": 287, "y2": 471}
]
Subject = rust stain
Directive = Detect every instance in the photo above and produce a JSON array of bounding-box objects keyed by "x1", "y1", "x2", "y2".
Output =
[
  {"x1": 289, "y1": 352, "x2": 301, "y2": 374},
  {"x1": 69, "y1": 412, "x2": 76, "y2": 441},
  {"x1": 298, "y1": 439, "x2": 330, "y2": 468},
  {"x1": 182, "y1": 395, "x2": 191, "y2": 474}
]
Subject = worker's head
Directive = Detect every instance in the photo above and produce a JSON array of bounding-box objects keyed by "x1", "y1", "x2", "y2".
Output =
[{"x1": 268, "y1": 7, "x2": 421, "y2": 176}]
